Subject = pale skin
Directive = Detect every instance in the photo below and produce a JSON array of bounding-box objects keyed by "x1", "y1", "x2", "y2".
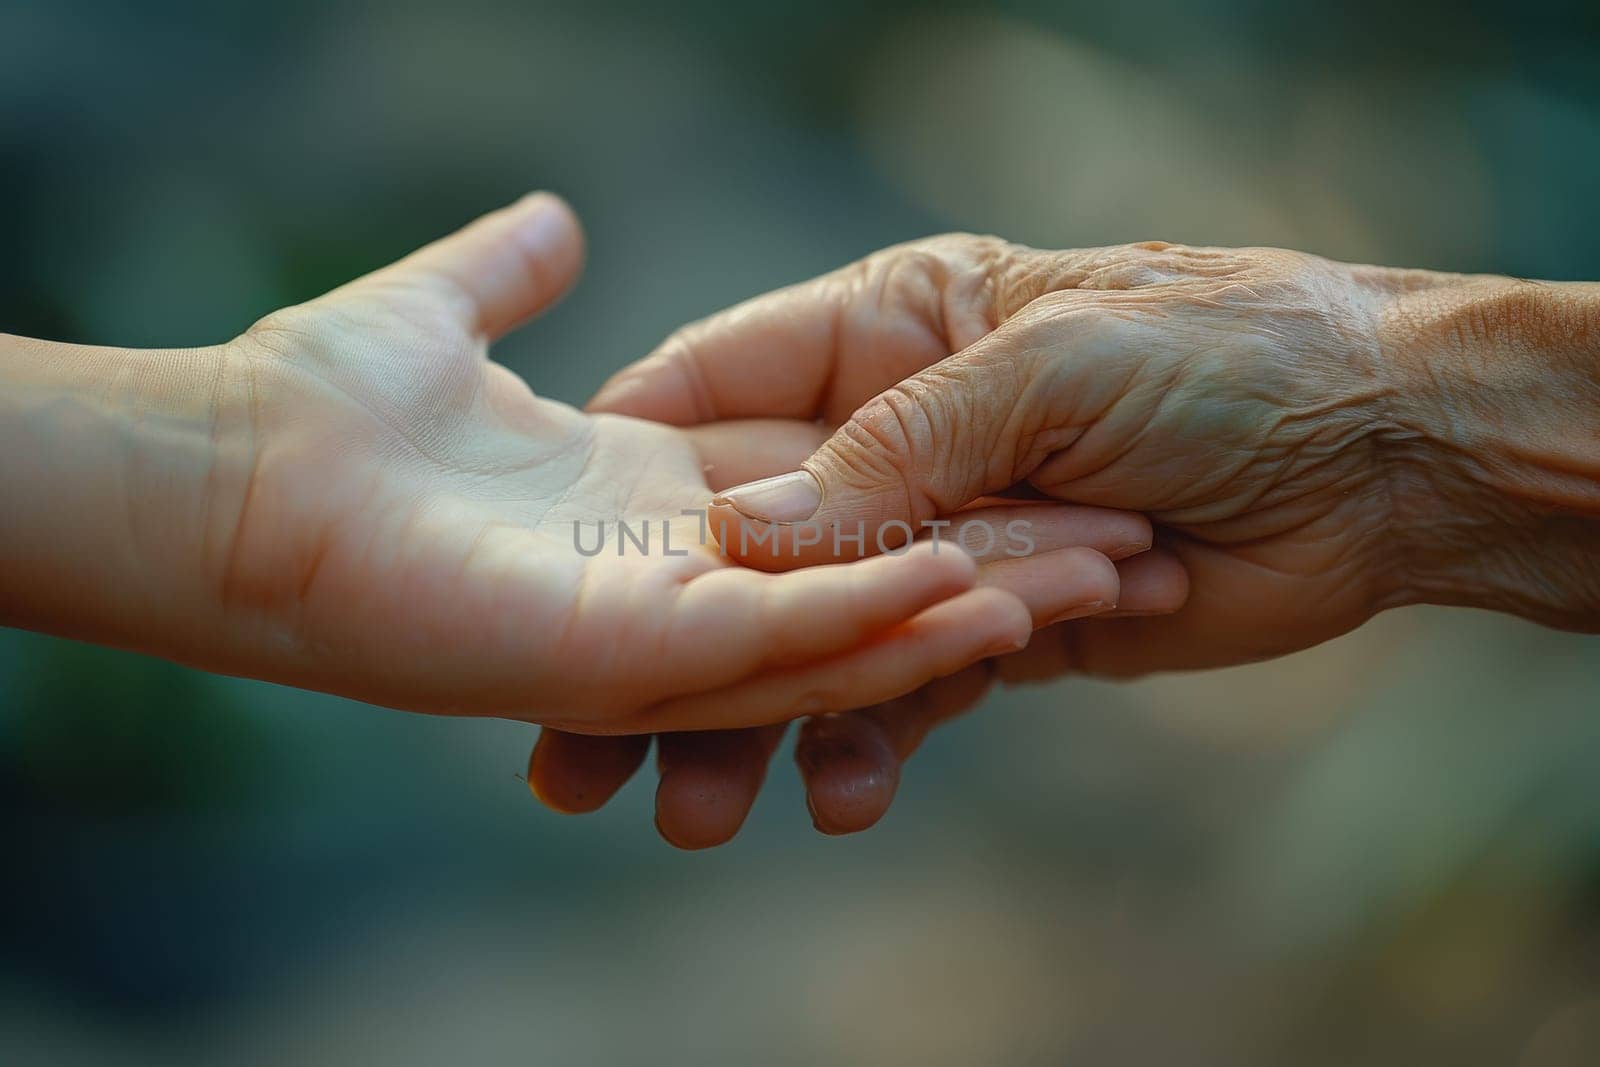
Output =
[
  {"x1": 540, "y1": 234, "x2": 1600, "y2": 848},
  {"x1": 0, "y1": 196, "x2": 1160, "y2": 737}
]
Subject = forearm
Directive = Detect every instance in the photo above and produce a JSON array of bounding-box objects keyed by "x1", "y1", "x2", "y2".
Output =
[
  {"x1": 1380, "y1": 276, "x2": 1600, "y2": 628},
  {"x1": 0, "y1": 333, "x2": 253, "y2": 657}
]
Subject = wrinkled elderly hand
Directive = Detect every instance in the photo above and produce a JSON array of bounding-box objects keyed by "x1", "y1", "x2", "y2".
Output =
[
  {"x1": 536, "y1": 233, "x2": 1600, "y2": 845},
  {"x1": 632, "y1": 235, "x2": 1600, "y2": 671}
]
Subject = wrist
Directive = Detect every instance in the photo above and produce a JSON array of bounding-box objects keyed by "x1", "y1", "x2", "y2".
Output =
[
  {"x1": 0, "y1": 334, "x2": 258, "y2": 656},
  {"x1": 1376, "y1": 275, "x2": 1600, "y2": 626}
]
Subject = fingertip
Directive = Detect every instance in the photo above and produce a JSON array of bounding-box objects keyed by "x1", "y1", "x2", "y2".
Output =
[
  {"x1": 1108, "y1": 549, "x2": 1191, "y2": 615},
  {"x1": 513, "y1": 191, "x2": 583, "y2": 247},
  {"x1": 985, "y1": 587, "x2": 1037, "y2": 655},
  {"x1": 514, "y1": 190, "x2": 573, "y2": 216},
  {"x1": 927, "y1": 537, "x2": 981, "y2": 579},
  {"x1": 507, "y1": 190, "x2": 585, "y2": 293},
  {"x1": 654, "y1": 765, "x2": 755, "y2": 850},
  {"x1": 652, "y1": 728, "x2": 784, "y2": 850},
  {"x1": 1107, "y1": 512, "x2": 1155, "y2": 560},
  {"x1": 527, "y1": 729, "x2": 648, "y2": 815},
  {"x1": 1063, "y1": 545, "x2": 1123, "y2": 607},
  {"x1": 917, "y1": 584, "x2": 1034, "y2": 659},
  {"x1": 797, "y1": 715, "x2": 900, "y2": 835},
  {"x1": 977, "y1": 544, "x2": 1121, "y2": 628},
  {"x1": 704, "y1": 501, "x2": 786, "y2": 571},
  {"x1": 527, "y1": 730, "x2": 586, "y2": 812},
  {"x1": 895, "y1": 538, "x2": 980, "y2": 597},
  {"x1": 1164, "y1": 556, "x2": 1192, "y2": 611}
]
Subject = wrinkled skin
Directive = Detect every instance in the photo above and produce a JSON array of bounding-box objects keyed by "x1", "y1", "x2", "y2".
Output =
[
  {"x1": 541, "y1": 233, "x2": 1599, "y2": 846},
  {"x1": 689, "y1": 236, "x2": 1411, "y2": 674}
]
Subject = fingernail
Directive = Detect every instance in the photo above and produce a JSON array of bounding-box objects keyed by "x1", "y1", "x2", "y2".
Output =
[
  {"x1": 517, "y1": 194, "x2": 573, "y2": 258},
  {"x1": 984, "y1": 632, "x2": 1031, "y2": 657},
  {"x1": 713, "y1": 470, "x2": 821, "y2": 524},
  {"x1": 1045, "y1": 600, "x2": 1112, "y2": 626}
]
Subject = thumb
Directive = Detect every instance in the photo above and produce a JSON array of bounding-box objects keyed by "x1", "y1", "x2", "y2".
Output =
[
  {"x1": 337, "y1": 192, "x2": 585, "y2": 342},
  {"x1": 709, "y1": 337, "x2": 1049, "y2": 569}
]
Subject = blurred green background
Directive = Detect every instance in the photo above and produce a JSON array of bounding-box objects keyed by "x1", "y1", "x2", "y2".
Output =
[{"x1": 4, "y1": 2, "x2": 1600, "y2": 1064}]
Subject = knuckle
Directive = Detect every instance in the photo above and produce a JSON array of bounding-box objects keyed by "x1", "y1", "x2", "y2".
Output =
[
  {"x1": 918, "y1": 231, "x2": 1011, "y2": 264},
  {"x1": 650, "y1": 329, "x2": 718, "y2": 422},
  {"x1": 1077, "y1": 242, "x2": 1186, "y2": 290},
  {"x1": 873, "y1": 233, "x2": 1014, "y2": 283},
  {"x1": 831, "y1": 402, "x2": 918, "y2": 489},
  {"x1": 844, "y1": 379, "x2": 978, "y2": 514},
  {"x1": 1029, "y1": 298, "x2": 1133, "y2": 345},
  {"x1": 852, "y1": 383, "x2": 938, "y2": 465},
  {"x1": 899, "y1": 231, "x2": 979, "y2": 257}
]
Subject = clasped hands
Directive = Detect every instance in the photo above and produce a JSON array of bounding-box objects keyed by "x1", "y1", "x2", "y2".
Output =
[
  {"x1": 224, "y1": 194, "x2": 1189, "y2": 846},
  {"x1": 15, "y1": 192, "x2": 1592, "y2": 849},
  {"x1": 206, "y1": 194, "x2": 1600, "y2": 847}
]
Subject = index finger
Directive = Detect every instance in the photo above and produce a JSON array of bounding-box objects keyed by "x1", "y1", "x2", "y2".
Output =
[
  {"x1": 586, "y1": 272, "x2": 853, "y2": 424},
  {"x1": 585, "y1": 236, "x2": 1008, "y2": 425}
]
